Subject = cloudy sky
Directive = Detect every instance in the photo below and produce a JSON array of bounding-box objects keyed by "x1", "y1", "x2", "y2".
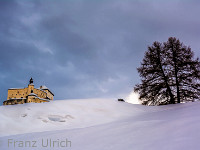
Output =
[{"x1": 0, "y1": 0, "x2": 199, "y2": 104}]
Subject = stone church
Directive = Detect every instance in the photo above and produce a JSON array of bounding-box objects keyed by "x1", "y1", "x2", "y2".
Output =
[{"x1": 3, "y1": 78, "x2": 54, "y2": 105}]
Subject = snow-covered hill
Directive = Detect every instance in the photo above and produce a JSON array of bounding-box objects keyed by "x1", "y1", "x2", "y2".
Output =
[{"x1": 0, "y1": 99, "x2": 200, "y2": 150}]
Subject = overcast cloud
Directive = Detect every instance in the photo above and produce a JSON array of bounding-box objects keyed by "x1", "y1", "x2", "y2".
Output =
[{"x1": 0, "y1": 0, "x2": 200, "y2": 103}]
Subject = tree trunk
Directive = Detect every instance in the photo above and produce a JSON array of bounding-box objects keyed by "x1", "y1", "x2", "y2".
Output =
[
  {"x1": 172, "y1": 45, "x2": 181, "y2": 103},
  {"x1": 156, "y1": 49, "x2": 175, "y2": 104}
]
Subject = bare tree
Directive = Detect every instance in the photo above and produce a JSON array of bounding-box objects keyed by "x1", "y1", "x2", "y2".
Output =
[{"x1": 134, "y1": 37, "x2": 200, "y2": 105}]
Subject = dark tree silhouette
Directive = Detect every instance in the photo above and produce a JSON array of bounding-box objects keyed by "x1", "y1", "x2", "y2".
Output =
[{"x1": 134, "y1": 37, "x2": 200, "y2": 105}]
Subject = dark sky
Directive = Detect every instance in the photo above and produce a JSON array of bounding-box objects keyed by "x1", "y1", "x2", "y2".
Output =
[{"x1": 0, "y1": 0, "x2": 200, "y2": 104}]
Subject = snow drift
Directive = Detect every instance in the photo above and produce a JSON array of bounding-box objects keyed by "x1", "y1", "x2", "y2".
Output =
[{"x1": 0, "y1": 98, "x2": 200, "y2": 150}]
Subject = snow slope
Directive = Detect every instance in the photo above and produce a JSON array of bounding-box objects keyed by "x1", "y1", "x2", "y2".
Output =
[{"x1": 0, "y1": 99, "x2": 200, "y2": 150}]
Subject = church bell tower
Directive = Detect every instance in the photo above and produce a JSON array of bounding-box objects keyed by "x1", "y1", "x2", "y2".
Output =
[
  {"x1": 28, "y1": 77, "x2": 34, "y2": 93},
  {"x1": 29, "y1": 77, "x2": 34, "y2": 85}
]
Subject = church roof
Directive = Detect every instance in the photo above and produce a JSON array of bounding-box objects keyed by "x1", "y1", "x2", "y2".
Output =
[
  {"x1": 40, "y1": 85, "x2": 48, "y2": 89},
  {"x1": 40, "y1": 85, "x2": 54, "y2": 96},
  {"x1": 28, "y1": 93, "x2": 38, "y2": 96},
  {"x1": 9, "y1": 88, "x2": 24, "y2": 90}
]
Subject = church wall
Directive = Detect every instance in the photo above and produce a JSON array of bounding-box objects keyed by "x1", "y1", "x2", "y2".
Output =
[
  {"x1": 7, "y1": 88, "x2": 28, "y2": 100},
  {"x1": 27, "y1": 95, "x2": 34, "y2": 103},
  {"x1": 35, "y1": 98, "x2": 48, "y2": 103},
  {"x1": 27, "y1": 96, "x2": 48, "y2": 103},
  {"x1": 33, "y1": 89, "x2": 47, "y2": 99},
  {"x1": 7, "y1": 87, "x2": 50, "y2": 100},
  {"x1": 44, "y1": 89, "x2": 54, "y2": 100}
]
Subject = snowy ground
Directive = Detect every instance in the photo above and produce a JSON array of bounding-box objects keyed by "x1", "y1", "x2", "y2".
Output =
[{"x1": 0, "y1": 98, "x2": 200, "y2": 150}]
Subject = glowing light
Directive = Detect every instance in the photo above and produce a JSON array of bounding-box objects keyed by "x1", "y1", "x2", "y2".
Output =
[{"x1": 126, "y1": 92, "x2": 141, "y2": 104}]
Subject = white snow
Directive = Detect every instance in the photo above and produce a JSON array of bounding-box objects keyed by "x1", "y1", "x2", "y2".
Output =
[
  {"x1": 40, "y1": 85, "x2": 48, "y2": 89},
  {"x1": 0, "y1": 98, "x2": 200, "y2": 150},
  {"x1": 28, "y1": 93, "x2": 37, "y2": 96}
]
